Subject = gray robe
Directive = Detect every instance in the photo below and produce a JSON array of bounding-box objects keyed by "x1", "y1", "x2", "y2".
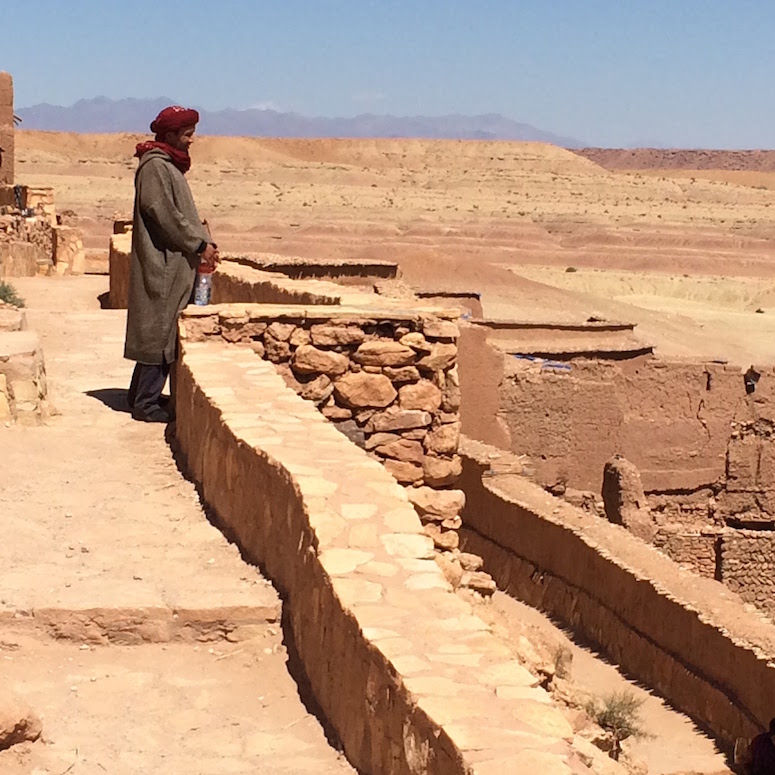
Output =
[{"x1": 124, "y1": 148, "x2": 209, "y2": 365}]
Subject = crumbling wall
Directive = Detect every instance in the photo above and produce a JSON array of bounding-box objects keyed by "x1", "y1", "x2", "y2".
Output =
[{"x1": 0, "y1": 73, "x2": 13, "y2": 186}]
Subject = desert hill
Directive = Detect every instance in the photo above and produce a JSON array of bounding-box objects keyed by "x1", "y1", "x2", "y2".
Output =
[
  {"x1": 577, "y1": 147, "x2": 775, "y2": 172},
  {"x1": 15, "y1": 130, "x2": 775, "y2": 365}
]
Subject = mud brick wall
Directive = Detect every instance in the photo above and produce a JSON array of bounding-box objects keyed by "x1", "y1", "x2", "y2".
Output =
[
  {"x1": 720, "y1": 531, "x2": 775, "y2": 614},
  {"x1": 457, "y1": 437, "x2": 775, "y2": 747},
  {"x1": 0, "y1": 331, "x2": 48, "y2": 425},
  {"x1": 180, "y1": 306, "x2": 487, "y2": 587},
  {"x1": 653, "y1": 528, "x2": 719, "y2": 579},
  {"x1": 0, "y1": 73, "x2": 13, "y2": 186}
]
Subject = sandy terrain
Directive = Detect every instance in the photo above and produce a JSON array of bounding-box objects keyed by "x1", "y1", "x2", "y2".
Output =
[
  {"x1": 15, "y1": 130, "x2": 775, "y2": 366},
  {"x1": 0, "y1": 276, "x2": 354, "y2": 775}
]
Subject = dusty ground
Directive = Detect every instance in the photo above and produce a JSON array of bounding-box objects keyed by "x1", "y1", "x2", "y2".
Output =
[
  {"x1": 16, "y1": 130, "x2": 775, "y2": 365},
  {"x1": 0, "y1": 276, "x2": 354, "y2": 775}
]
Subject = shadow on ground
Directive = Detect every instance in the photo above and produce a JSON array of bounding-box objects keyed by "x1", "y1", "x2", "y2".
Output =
[{"x1": 85, "y1": 388, "x2": 131, "y2": 413}]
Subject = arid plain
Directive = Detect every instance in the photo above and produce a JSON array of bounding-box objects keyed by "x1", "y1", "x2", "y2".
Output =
[{"x1": 16, "y1": 129, "x2": 775, "y2": 367}]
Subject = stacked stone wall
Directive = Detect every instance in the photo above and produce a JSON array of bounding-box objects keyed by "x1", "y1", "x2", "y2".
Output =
[
  {"x1": 52, "y1": 226, "x2": 85, "y2": 275},
  {"x1": 720, "y1": 531, "x2": 775, "y2": 613},
  {"x1": 173, "y1": 337, "x2": 591, "y2": 775},
  {"x1": 182, "y1": 305, "x2": 494, "y2": 594}
]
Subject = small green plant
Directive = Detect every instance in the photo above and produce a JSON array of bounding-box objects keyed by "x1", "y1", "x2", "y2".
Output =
[
  {"x1": 565, "y1": 266, "x2": 578, "y2": 273},
  {"x1": 586, "y1": 690, "x2": 649, "y2": 760},
  {"x1": 0, "y1": 281, "x2": 25, "y2": 308}
]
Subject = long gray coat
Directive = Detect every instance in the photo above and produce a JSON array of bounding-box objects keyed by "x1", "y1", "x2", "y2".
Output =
[{"x1": 124, "y1": 148, "x2": 209, "y2": 365}]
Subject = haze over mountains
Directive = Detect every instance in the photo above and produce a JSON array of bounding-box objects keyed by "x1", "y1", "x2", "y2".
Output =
[{"x1": 17, "y1": 96, "x2": 582, "y2": 146}]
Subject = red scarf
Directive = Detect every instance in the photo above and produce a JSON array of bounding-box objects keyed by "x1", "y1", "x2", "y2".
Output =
[{"x1": 135, "y1": 141, "x2": 191, "y2": 174}]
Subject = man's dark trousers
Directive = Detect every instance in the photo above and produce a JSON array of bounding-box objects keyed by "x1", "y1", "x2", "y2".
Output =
[{"x1": 127, "y1": 358, "x2": 170, "y2": 414}]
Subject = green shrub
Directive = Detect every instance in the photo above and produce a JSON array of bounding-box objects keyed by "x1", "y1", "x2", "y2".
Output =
[
  {"x1": 565, "y1": 266, "x2": 578, "y2": 273},
  {"x1": 586, "y1": 690, "x2": 649, "y2": 760},
  {"x1": 0, "y1": 281, "x2": 25, "y2": 308}
]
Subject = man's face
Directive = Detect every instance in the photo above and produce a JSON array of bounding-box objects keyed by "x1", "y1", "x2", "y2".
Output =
[{"x1": 164, "y1": 126, "x2": 196, "y2": 152}]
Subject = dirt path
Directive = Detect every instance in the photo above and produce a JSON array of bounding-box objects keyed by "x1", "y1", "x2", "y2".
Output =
[
  {"x1": 479, "y1": 592, "x2": 731, "y2": 775},
  {"x1": 0, "y1": 276, "x2": 354, "y2": 774}
]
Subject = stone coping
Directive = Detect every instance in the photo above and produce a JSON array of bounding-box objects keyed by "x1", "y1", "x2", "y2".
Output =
[
  {"x1": 224, "y1": 252, "x2": 399, "y2": 272},
  {"x1": 459, "y1": 436, "x2": 775, "y2": 744},
  {"x1": 469, "y1": 318, "x2": 636, "y2": 332},
  {"x1": 175, "y1": 336, "x2": 593, "y2": 775},
  {"x1": 181, "y1": 301, "x2": 461, "y2": 323}
]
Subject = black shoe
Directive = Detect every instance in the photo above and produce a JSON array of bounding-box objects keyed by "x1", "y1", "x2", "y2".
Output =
[{"x1": 131, "y1": 406, "x2": 171, "y2": 423}]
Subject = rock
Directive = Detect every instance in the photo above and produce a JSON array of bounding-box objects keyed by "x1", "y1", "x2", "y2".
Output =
[
  {"x1": 383, "y1": 366, "x2": 421, "y2": 383},
  {"x1": 321, "y1": 402, "x2": 353, "y2": 420},
  {"x1": 266, "y1": 322, "x2": 296, "y2": 342},
  {"x1": 398, "y1": 380, "x2": 442, "y2": 412},
  {"x1": 441, "y1": 515, "x2": 462, "y2": 529},
  {"x1": 416, "y1": 343, "x2": 457, "y2": 371},
  {"x1": 365, "y1": 432, "x2": 401, "y2": 450},
  {"x1": 374, "y1": 438, "x2": 425, "y2": 464},
  {"x1": 423, "y1": 454, "x2": 462, "y2": 486},
  {"x1": 365, "y1": 408, "x2": 432, "y2": 433},
  {"x1": 441, "y1": 366, "x2": 462, "y2": 412},
  {"x1": 382, "y1": 458, "x2": 424, "y2": 484},
  {"x1": 424, "y1": 422, "x2": 461, "y2": 455},
  {"x1": 298, "y1": 374, "x2": 333, "y2": 404},
  {"x1": 263, "y1": 335, "x2": 291, "y2": 363},
  {"x1": 293, "y1": 345, "x2": 349, "y2": 377},
  {"x1": 353, "y1": 341, "x2": 417, "y2": 367},
  {"x1": 354, "y1": 408, "x2": 379, "y2": 426},
  {"x1": 602, "y1": 456, "x2": 657, "y2": 542},
  {"x1": 460, "y1": 570, "x2": 496, "y2": 595},
  {"x1": 435, "y1": 552, "x2": 464, "y2": 587},
  {"x1": 332, "y1": 419, "x2": 366, "y2": 448},
  {"x1": 334, "y1": 372, "x2": 397, "y2": 409},
  {"x1": 458, "y1": 552, "x2": 484, "y2": 572},
  {"x1": 289, "y1": 327, "x2": 312, "y2": 347},
  {"x1": 424, "y1": 523, "x2": 460, "y2": 550},
  {"x1": 311, "y1": 325, "x2": 365, "y2": 347},
  {"x1": 0, "y1": 695, "x2": 42, "y2": 750},
  {"x1": 399, "y1": 332, "x2": 433, "y2": 352},
  {"x1": 250, "y1": 340, "x2": 266, "y2": 359},
  {"x1": 423, "y1": 320, "x2": 460, "y2": 340},
  {"x1": 407, "y1": 487, "x2": 465, "y2": 520}
]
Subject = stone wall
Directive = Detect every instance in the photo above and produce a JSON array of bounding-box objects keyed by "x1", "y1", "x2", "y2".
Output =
[
  {"x1": 52, "y1": 226, "x2": 85, "y2": 275},
  {"x1": 0, "y1": 73, "x2": 13, "y2": 186},
  {"x1": 457, "y1": 437, "x2": 775, "y2": 748},
  {"x1": 181, "y1": 304, "x2": 494, "y2": 593},
  {"x1": 0, "y1": 331, "x2": 48, "y2": 424},
  {"x1": 720, "y1": 531, "x2": 775, "y2": 612},
  {"x1": 173, "y1": 335, "x2": 594, "y2": 775}
]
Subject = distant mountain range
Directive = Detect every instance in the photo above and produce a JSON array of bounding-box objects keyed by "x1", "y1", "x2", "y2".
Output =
[{"x1": 17, "y1": 96, "x2": 582, "y2": 147}]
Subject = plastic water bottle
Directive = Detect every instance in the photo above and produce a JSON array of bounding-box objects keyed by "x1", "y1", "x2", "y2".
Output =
[{"x1": 194, "y1": 266, "x2": 214, "y2": 306}]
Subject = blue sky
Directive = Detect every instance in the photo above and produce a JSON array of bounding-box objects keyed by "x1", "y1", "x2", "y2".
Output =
[{"x1": 3, "y1": 0, "x2": 774, "y2": 148}]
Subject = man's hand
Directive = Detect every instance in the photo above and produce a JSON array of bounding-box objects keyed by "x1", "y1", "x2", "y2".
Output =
[{"x1": 199, "y1": 243, "x2": 220, "y2": 270}]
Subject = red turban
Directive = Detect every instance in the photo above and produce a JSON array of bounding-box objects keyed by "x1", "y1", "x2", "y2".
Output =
[{"x1": 150, "y1": 105, "x2": 200, "y2": 136}]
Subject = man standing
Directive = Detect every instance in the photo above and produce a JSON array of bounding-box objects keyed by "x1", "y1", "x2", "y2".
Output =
[{"x1": 124, "y1": 106, "x2": 218, "y2": 422}]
